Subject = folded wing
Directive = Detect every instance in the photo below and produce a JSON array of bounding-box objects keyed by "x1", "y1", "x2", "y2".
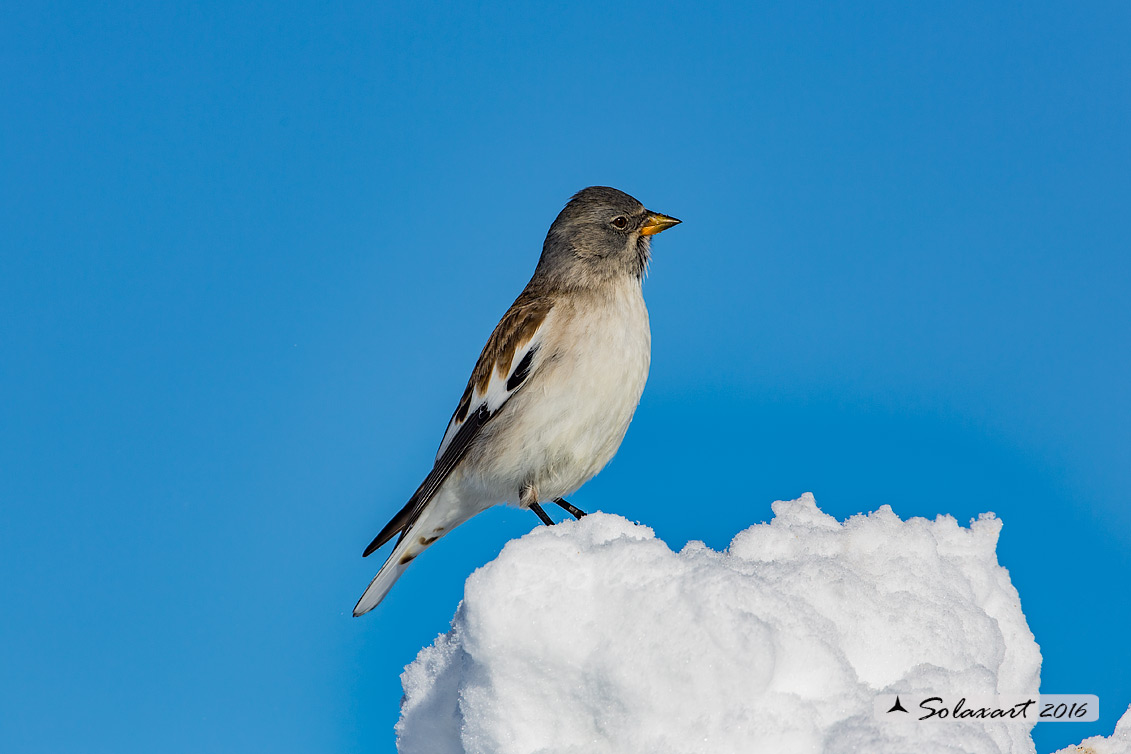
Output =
[{"x1": 362, "y1": 292, "x2": 554, "y2": 557}]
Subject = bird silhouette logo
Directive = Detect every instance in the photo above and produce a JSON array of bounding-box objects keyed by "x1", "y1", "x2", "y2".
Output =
[{"x1": 888, "y1": 696, "x2": 909, "y2": 713}]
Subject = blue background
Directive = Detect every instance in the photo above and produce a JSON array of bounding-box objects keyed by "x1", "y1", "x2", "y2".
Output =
[{"x1": 2, "y1": 2, "x2": 1127, "y2": 752}]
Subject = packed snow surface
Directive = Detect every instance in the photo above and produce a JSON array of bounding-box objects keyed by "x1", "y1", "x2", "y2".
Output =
[
  {"x1": 1052, "y1": 707, "x2": 1131, "y2": 754},
  {"x1": 397, "y1": 494, "x2": 1051, "y2": 753}
]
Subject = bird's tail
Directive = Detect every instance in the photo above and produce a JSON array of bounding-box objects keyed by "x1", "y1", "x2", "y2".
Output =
[{"x1": 353, "y1": 521, "x2": 435, "y2": 617}]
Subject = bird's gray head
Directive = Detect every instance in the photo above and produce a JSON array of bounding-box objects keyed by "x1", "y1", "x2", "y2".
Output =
[{"x1": 533, "y1": 186, "x2": 680, "y2": 291}]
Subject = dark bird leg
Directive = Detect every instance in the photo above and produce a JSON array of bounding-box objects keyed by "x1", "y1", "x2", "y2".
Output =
[
  {"x1": 528, "y1": 502, "x2": 554, "y2": 526},
  {"x1": 554, "y1": 498, "x2": 587, "y2": 520},
  {"x1": 521, "y1": 483, "x2": 554, "y2": 526}
]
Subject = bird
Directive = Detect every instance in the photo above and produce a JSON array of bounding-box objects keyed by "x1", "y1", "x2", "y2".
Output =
[{"x1": 353, "y1": 186, "x2": 680, "y2": 616}]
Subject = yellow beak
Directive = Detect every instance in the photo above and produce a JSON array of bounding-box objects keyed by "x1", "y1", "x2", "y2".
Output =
[{"x1": 639, "y1": 212, "x2": 681, "y2": 236}]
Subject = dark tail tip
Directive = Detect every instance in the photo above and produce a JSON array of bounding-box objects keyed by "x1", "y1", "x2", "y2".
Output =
[{"x1": 362, "y1": 534, "x2": 382, "y2": 558}]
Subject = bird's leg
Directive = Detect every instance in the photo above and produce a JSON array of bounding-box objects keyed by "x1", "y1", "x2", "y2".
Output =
[
  {"x1": 520, "y1": 483, "x2": 554, "y2": 526},
  {"x1": 528, "y1": 502, "x2": 554, "y2": 526},
  {"x1": 553, "y1": 498, "x2": 587, "y2": 520}
]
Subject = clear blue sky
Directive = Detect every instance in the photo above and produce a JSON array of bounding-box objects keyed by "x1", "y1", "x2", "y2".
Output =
[{"x1": 2, "y1": 2, "x2": 1127, "y2": 752}]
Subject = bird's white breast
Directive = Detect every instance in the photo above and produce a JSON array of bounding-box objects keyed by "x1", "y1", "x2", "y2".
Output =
[{"x1": 465, "y1": 278, "x2": 651, "y2": 504}]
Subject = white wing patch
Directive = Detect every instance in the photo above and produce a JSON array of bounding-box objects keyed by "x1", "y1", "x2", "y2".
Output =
[{"x1": 435, "y1": 315, "x2": 550, "y2": 462}]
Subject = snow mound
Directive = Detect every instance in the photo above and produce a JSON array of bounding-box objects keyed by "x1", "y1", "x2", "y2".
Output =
[
  {"x1": 396, "y1": 494, "x2": 1043, "y2": 754},
  {"x1": 1054, "y1": 706, "x2": 1131, "y2": 754}
]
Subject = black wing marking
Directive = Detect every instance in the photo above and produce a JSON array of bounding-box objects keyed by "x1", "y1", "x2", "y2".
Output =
[{"x1": 506, "y1": 348, "x2": 536, "y2": 391}]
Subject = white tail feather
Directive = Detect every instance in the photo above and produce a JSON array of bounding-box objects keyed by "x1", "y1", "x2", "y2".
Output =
[
  {"x1": 353, "y1": 534, "x2": 417, "y2": 616},
  {"x1": 354, "y1": 487, "x2": 473, "y2": 616}
]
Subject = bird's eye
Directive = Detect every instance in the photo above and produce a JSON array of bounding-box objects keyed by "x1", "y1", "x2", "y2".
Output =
[{"x1": 611, "y1": 216, "x2": 628, "y2": 230}]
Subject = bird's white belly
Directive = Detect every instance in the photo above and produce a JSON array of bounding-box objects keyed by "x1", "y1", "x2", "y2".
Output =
[{"x1": 466, "y1": 283, "x2": 651, "y2": 504}]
